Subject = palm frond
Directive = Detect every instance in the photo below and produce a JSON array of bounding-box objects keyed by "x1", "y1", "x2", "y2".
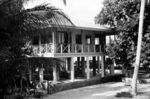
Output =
[
  {"x1": 25, "y1": 3, "x2": 74, "y2": 26},
  {"x1": 18, "y1": 3, "x2": 74, "y2": 37}
]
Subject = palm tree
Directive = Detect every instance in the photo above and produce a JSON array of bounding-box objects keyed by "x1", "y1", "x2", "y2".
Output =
[
  {"x1": 0, "y1": 0, "x2": 73, "y2": 97},
  {"x1": 131, "y1": 0, "x2": 146, "y2": 96}
]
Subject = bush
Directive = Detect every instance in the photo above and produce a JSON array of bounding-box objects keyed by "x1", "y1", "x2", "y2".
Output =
[{"x1": 115, "y1": 92, "x2": 133, "y2": 98}]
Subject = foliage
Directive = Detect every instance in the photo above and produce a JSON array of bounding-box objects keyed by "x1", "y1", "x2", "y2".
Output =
[
  {"x1": 115, "y1": 92, "x2": 133, "y2": 98},
  {"x1": 95, "y1": 0, "x2": 150, "y2": 70}
]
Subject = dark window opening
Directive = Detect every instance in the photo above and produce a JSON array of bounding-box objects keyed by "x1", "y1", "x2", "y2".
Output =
[{"x1": 76, "y1": 35, "x2": 82, "y2": 44}]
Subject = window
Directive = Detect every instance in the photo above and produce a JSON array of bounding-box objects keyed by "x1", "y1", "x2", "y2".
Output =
[
  {"x1": 32, "y1": 33, "x2": 52, "y2": 45},
  {"x1": 76, "y1": 35, "x2": 82, "y2": 44},
  {"x1": 58, "y1": 32, "x2": 69, "y2": 44},
  {"x1": 95, "y1": 37, "x2": 99, "y2": 45},
  {"x1": 86, "y1": 36, "x2": 91, "y2": 44}
]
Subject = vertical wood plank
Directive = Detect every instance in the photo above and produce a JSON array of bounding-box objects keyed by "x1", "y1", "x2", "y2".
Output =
[
  {"x1": 71, "y1": 57, "x2": 75, "y2": 81},
  {"x1": 86, "y1": 56, "x2": 90, "y2": 79}
]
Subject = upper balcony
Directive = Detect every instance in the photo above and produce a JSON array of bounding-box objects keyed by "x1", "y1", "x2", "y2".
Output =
[{"x1": 31, "y1": 43, "x2": 104, "y2": 57}]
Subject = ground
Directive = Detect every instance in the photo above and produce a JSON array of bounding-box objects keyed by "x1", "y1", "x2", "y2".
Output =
[{"x1": 28, "y1": 82, "x2": 150, "y2": 99}]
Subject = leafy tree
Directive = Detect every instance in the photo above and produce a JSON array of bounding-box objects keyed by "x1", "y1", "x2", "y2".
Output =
[
  {"x1": 95, "y1": 0, "x2": 150, "y2": 72},
  {"x1": 96, "y1": 0, "x2": 150, "y2": 96}
]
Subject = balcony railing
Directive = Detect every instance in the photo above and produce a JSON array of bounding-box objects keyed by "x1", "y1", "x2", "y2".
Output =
[
  {"x1": 32, "y1": 43, "x2": 54, "y2": 56},
  {"x1": 32, "y1": 43, "x2": 103, "y2": 56}
]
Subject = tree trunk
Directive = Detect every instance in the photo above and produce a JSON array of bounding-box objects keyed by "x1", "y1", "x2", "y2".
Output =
[{"x1": 131, "y1": 0, "x2": 145, "y2": 96}]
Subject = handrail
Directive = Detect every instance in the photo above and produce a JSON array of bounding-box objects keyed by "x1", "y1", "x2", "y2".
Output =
[
  {"x1": 32, "y1": 43, "x2": 103, "y2": 55},
  {"x1": 32, "y1": 43, "x2": 54, "y2": 55}
]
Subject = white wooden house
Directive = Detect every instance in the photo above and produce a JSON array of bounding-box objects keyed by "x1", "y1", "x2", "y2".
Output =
[{"x1": 28, "y1": 23, "x2": 115, "y2": 82}]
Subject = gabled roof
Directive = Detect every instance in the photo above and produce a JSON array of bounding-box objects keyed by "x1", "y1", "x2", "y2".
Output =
[{"x1": 26, "y1": 10, "x2": 115, "y2": 35}]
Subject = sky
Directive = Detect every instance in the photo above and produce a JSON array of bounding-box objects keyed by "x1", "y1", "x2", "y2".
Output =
[{"x1": 25, "y1": 0, "x2": 104, "y2": 26}]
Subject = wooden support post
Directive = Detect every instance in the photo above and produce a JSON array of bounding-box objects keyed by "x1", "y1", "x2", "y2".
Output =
[
  {"x1": 86, "y1": 56, "x2": 90, "y2": 79},
  {"x1": 101, "y1": 55, "x2": 105, "y2": 77},
  {"x1": 39, "y1": 67, "x2": 44, "y2": 82},
  {"x1": 52, "y1": 32, "x2": 55, "y2": 53},
  {"x1": 99, "y1": 45, "x2": 102, "y2": 52},
  {"x1": 91, "y1": 33, "x2": 95, "y2": 52},
  {"x1": 53, "y1": 61, "x2": 57, "y2": 83},
  {"x1": 92, "y1": 56, "x2": 96, "y2": 76},
  {"x1": 81, "y1": 30, "x2": 85, "y2": 53},
  {"x1": 60, "y1": 44, "x2": 63, "y2": 53},
  {"x1": 65, "y1": 58, "x2": 68, "y2": 71},
  {"x1": 68, "y1": 44, "x2": 71, "y2": 53},
  {"x1": 81, "y1": 57, "x2": 85, "y2": 77},
  {"x1": 68, "y1": 31, "x2": 71, "y2": 53},
  {"x1": 71, "y1": 57, "x2": 75, "y2": 81},
  {"x1": 97, "y1": 56, "x2": 100, "y2": 74},
  {"x1": 81, "y1": 45, "x2": 84, "y2": 53},
  {"x1": 71, "y1": 31, "x2": 75, "y2": 53},
  {"x1": 75, "y1": 44, "x2": 77, "y2": 53}
]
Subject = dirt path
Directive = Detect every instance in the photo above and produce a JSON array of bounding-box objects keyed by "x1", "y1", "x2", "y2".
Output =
[{"x1": 29, "y1": 82, "x2": 150, "y2": 99}]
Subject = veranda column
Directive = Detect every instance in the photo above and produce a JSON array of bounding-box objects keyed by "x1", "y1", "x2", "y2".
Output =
[
  {"x1": 71, "y1": 31, "x2": 75, "y2": 53},
  {"x1": 52, "y1": 31, "x2": 55, "y2": 53},
  {"x1": 53, "y1": 61, "x2": 57, "y2": 83},
  {"x1": 81, "y1": 30, "x2": 85, "y2": 53},
  {"x1": 71, "y1": 57, "x2": 75, "y2": 81},
  {"x1": 39, "y1": 67, "x2": 44, "y2": 82},
  {"x1": 110, "y1": 59, "x2": 115, "y2": 75},
  {"x1": 81, "y1": 57, "x2": 85, "y2": 77},
  {"x1": 86, "y1": 56, "x2": 90, "y2": 79},
  {"x1": 91, "y1": 33, "x2": 95, "y2": 52},
  {"x1": 101, "y1": 55, "x2": 105, "y2": 77},
  {"x1": 97, "y1": 56, "x2": 100, "y2": 74},
  {"x1": 92, "y1": 56, "x2": 96, "y2": 76},
  {"x1": 65, "y1": 58, "x2": 68, "y2": 71}
]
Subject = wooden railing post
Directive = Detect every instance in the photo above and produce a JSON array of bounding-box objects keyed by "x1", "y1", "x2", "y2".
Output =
[
  {"x1": 75, "y1": 44, "x2": 77, "y2": 53},
  {"x1": 100, "y1": 45, "x2": 102, "y2": 52},
  {"x1": 68, "y1": 44, "x2": 71, "y2": 53},
  {"x1": 81, "y1": 44, "x2": 84, "y2": 53},
  {"x1": 61, "y1": 44, "x2": 63, "y2": 53}
]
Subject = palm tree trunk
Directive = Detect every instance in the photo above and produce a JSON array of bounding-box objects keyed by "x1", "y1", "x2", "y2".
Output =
[{"x1": 131, "y1": 0, "x2": 145, "y2": 96}]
